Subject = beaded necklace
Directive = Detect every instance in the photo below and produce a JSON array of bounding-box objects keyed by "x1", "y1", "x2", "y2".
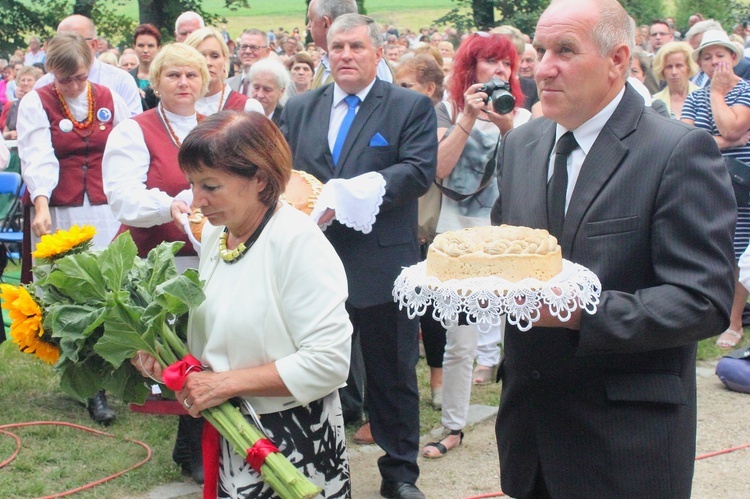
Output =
[
  {"x1": 216, "y1": 84, "x2": 226, "y2": 111},
  {"x1": 53, "y1": 82, "x2": 95, "y2": 135},
  {"x1": 159, "y1": 103, "x2": 184, "y2": 147},
  {"x1": 218, "y1": 204, "x2": 276, "y2": 263}
]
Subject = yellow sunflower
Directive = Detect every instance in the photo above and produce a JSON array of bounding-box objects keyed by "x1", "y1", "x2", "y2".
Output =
[
  {"x1": 32, "y1": 225, "x2": 97, "y2": 260},
  {"x1": 0, "y1": 284, "x2": 59, "y2": 365}
]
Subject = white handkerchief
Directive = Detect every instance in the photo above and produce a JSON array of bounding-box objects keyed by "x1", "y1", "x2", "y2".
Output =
[
  {"x1": 310, "y1": 172, "x2": 386, "y2": 234},
  {"x1": 178, "y1": 212, "x2": 201, "y2": 256}
]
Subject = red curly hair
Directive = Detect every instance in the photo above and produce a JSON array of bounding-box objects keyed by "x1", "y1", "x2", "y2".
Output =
[{"x1": 448, "y1": 33, "x2": 524, "y2": 112}]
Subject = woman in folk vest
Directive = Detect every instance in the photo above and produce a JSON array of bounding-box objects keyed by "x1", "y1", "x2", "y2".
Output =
[
  {"x1": 16, "y1": 32, "x2": 129, "y2": 428},
  {"x1": 184, "y1": 27, "x2": 264, "y2": 116},
  {"x1": 102, "y1": 42, "x2": 208, "y2": 485},
  {"x1": 17, "y1": 32, "x2": 128, "y2": 251}
]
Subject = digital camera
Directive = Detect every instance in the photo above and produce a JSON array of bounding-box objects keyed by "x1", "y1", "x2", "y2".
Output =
[{"x1": 478, "y1": 77, "x2": 515, "y2": 115}]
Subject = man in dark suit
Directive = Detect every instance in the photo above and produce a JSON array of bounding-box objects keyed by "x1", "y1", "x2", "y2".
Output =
[
  {"x1": 490, "y1": 1, "x2": 736, "y2": 497},
  {"x1": 280, "y1": 14, "x2": 437, "y2": 499}
]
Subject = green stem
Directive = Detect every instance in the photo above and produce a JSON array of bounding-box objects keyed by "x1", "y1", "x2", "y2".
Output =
[
  {"x1": 203, "y1": 403, "x2": 321, "y2": 499},
  {"x1": 160, "y1": 321, "x2": 188, "y2": 359}
]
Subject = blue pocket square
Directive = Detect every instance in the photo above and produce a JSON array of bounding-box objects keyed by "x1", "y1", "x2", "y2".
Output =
[{"x1": 369, "y1": 133, "x2": 389, "y2": 147}]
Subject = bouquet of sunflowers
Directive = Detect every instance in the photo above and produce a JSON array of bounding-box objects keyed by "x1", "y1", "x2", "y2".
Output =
[
  {"x1": 1, "y1": 226, "x2": 321, "y2": 499},
  {"x1": 1, "y1": 225, "x2": 203, "y2": 403}
]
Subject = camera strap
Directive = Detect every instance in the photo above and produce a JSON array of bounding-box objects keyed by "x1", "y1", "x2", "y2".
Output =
[{"x1": 436, "y1": 134, "x2": 501, "y2": 202}]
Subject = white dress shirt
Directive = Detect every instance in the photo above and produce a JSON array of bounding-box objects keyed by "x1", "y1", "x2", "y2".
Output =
[
  {"x1": 327, "y1": 79, "x2": 376, "y2": 152},
  {"x1": 102, "y1": 107, "x2": 196, "y2": 228},
  {"x1": 194, "y1": 83, "x2": 264, "y2": 116},
  {"x1": 549, "y1": 86, "x2": 625, "y2": 213}
]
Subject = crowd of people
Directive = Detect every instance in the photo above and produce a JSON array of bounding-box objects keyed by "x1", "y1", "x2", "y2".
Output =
[{"x1": 1, "y1": 0, "x2": 749, "y2": 497}]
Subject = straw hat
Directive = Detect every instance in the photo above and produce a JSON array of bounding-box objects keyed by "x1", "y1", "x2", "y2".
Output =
[{"x1": 692, "y1": 29, "x2": 743, "y2": 66}]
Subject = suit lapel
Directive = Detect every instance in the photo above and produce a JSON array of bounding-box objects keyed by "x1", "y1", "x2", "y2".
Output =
[
  {"x1": 562, "y1": 85, "x2": 642, "y2": 250},
  {"x1": 334, "y1": 79, "x2": 384, "y2": 176},
  {"x1": 315, "y1": 85, "x2": 336, "y2": 177},
  {"x1": 519, "y1": 120, "x2": 556, "y2": 230}
]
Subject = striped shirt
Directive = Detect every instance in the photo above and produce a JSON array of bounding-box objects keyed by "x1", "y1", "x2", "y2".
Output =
[{"x1": 682, "y1": 78, "x2": 750, "y2": 257}]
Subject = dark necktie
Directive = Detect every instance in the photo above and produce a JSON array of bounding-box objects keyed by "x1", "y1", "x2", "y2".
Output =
[
  {"x1": 240, "y1": 77, "x2": 250, "y2": 95},
  {"x1": 547, "y1": 131, "x2": 578, "y2": 239},
  {"x1": 332, "y1": 95, "x2": 360, "y2": 166}
]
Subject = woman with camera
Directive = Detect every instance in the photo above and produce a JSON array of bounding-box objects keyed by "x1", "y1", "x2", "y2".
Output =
[{"x1": 422, "y1": 33, "x2": 529, "y2": 459}]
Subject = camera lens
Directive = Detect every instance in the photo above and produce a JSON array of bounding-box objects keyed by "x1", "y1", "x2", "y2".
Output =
[{"x1": 492, "y1": 91, "x2": 515, "y2": 114}]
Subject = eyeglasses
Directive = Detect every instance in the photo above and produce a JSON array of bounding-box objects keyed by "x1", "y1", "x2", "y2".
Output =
[
  {"x1": 239, "y1": 44, "x2": 268, "y2": 52},
  {"x1": 650, "y1": 32, "x2": 669, "y2": 37},
  {"x1": 56, "y1": 74, "x2": 88, "y2": 85}
]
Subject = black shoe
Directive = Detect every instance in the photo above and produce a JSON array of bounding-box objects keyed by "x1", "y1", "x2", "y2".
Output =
[
  {"x1": 380, "y1": 480, "x2": 426, "y2": 499},
  {"x1": 87, "y1": 390, "x2": 116, "y2": 426}
]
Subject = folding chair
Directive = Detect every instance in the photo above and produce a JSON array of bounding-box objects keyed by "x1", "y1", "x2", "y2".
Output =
[{"x1": 0, "y1": 172, "x2": 24, "y2": 268}]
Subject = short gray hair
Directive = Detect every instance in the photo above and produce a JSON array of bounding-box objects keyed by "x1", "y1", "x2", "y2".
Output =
[
  {"x1": 174, "y1": 11, "x2": 205, "y2": 32},
  {"x1": 241, "y1": 28, "x2": 269, "y2": 45},
  {"x1": 684, "y1": 20, "x2": 723, "y2": 40},
  {"x1": 591, "y1": 0, "x2": 634, "y2": 57},
  {"x1": 248, "y1": 58, "x2": 290, "y2": 91},
  {"x1": 312, "y1": 0, "x2": 358, "y2": 20},
  {"x1": 327, "y1": 13, "x2": 382, "y2": 49}
]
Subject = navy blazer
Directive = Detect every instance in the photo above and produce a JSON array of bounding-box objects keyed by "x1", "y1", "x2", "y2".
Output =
[
  {"x1": 280, "y1": 78, "x2": 437, "y2": 307},
  {"x1": 491, "y1": 85, "x2": 736, "y2": 498}
]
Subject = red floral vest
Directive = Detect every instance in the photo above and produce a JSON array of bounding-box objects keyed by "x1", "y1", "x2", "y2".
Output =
[{"x1": 223, "y1": 89, "x2": 248, "y2": 111}]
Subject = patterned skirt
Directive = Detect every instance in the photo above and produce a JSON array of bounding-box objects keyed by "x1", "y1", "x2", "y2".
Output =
[{"x1": 218, "y1": 391, "x2": 351, "y2": 498}]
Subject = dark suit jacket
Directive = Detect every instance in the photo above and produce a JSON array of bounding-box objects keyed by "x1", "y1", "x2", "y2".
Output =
[
  {"x1": 280, "y1": 78, "x2": 437, "y2": 308},
  {"x1": 491, "y1": 85, "x2": 736, "y2": 498}
]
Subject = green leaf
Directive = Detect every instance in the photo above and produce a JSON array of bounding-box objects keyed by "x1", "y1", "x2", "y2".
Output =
[
  {"x1": 94, "y1": 291, "x2": 152, "y2": 367},
  {"x1": 44, "y1": 303, "x2": 106, "y2": 341},
  {"x1": 57, "y1": 356, "x2": 111, "y2": 401},
  {"x1": 102, "y1": 362, "x2": 151, "y2": 405},
  {"x1": 46, "y1": 252, "x2": 108, "y2": 304},
  {"x1": 153, "y1": 270, "x2": 206, "y2": 316},
  {"x1": 143, "y1": 241, "x2": 184, "y2": 294},
  {"x1": 99, "y1": 231, "x2": 138, "y2": 293}
]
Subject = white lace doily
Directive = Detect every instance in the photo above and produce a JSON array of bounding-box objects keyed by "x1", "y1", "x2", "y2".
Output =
[
  {"x1": 393, "y1": 260, "x2": 601, "y2": 332},
  {"x1": 310, "y1": 172, "x2": 386, "y2": 234}
]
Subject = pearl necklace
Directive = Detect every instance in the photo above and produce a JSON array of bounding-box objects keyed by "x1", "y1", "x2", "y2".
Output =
[
  {"x1": 54, "y1": 82, "x2": 95, "y2": 135},
  {"x1": 218, "y1": 205, "x2": 276, "y2": 263}
]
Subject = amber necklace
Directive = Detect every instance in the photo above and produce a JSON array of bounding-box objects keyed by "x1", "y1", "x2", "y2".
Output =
[
  {"x1": 218, "y1": 204, "x2": 275, "y2": 263},
  {"x1": 216, "y1": 83, "x2": 226, "y2": 111},
  {"x1": 54, "y1": 82, "x2": 95, "y2": 134},
  {"x1": 159, "y1": 103, "x2": 185, "y2": 147}
]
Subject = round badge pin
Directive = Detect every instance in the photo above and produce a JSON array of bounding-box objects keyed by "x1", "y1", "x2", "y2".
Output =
[
  {"x1": 59, "y1": 119, "x2": 74, "y2": 133},
  {"x1": 97, "y1": 108, "x2": 112, "y2": 123}
]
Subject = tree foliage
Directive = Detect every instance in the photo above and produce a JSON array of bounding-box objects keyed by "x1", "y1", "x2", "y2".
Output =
[
  {"x1": 620, "y1": 0, "x2": 665, "y2": 25},
  {"x1": 0, "y1": 0, "x2": 250, "y2": 56},
  {"x1": 434, "y1": 0, "x2": 548, "y2": 36},
  {"x1": 673, "y1": 0, "x2": 732, "y2": 31}
]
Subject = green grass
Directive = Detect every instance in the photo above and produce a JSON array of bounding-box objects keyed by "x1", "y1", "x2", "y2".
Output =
[
  {"x1": 0, "y1": 340, "x2": 184, "y2": 498},
  {"x1": 103, "y1": 0, "x2": 460, "y2": 40}
]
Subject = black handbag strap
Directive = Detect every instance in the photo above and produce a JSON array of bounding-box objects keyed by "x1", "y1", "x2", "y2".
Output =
[{"x1": 436, "y1": 135, "x2": 501, "y2": 202}]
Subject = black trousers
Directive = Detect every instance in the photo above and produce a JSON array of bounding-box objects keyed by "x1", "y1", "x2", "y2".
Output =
[{"x1": 347, "y1": 301, "x2": 421, "y2": 483}]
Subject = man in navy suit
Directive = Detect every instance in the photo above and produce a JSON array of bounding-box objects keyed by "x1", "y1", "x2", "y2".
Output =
[
  {"x1": 491, "y1": 0, "x2": 736, "y2": 497},
  {"x1": 280, "y1": 13, "x2": 437, "y2": 499}
]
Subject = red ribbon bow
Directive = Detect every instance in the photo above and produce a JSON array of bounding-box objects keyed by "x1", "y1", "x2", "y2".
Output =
[
  {"x1": 162, "y1": 354, "x2": 203, "y2": 391},
  {"x1": 246, "y1": 438, "x2": 280, "y2": 474}
]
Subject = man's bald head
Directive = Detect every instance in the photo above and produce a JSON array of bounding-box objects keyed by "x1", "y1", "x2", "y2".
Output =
[{"x1": 57, "y1": 15, "x2": 97, "y2": 54}]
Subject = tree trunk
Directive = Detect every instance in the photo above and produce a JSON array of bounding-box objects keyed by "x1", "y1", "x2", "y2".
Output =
[
  {"x1": 73, "y1": 0, "x2": 96, "y2": 17},
  {"x1": 472, "y1": 0, "x2": 495, "y2": 31},
  {"x1": 138, "y1": 0, "x2": 169, "y2": 30}
]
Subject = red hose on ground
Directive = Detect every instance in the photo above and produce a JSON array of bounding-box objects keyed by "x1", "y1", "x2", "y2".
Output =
[
  {"x1": 0, "y1": 421, "x2": 153, "y2": 499},
  {"x1": 462, "y1": 441, "x2": 750, "y2": 499}
]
